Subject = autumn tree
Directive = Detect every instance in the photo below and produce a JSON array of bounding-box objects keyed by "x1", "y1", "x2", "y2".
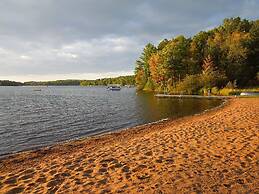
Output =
[
  {"x1": 134, "y1": 43, "x2": 157, "y2": 90},
  {"x1": 149, "y1": 53, "x2": 161, "y2": 84},
  {"x1": 202, "y1": 55, "x2": 226, "y2": 89},
  {"x1": 159, "y1": 36, "x2": 190, "y2": 84},
  {"x1": 190, "y1": 31, "x2": 210, "y2": 74},
  {"x1": 135, "y1": 17, "x2": 258, "y2": 92},
  {"x1": 138, "y1": 43, "x2": 157, "y2": 78},
  {"x1": 157, "y1": 39, "x2": 169, "y2": 50},
  {"x1": 202, "y1": 55, "x2": 214, "y2": 74}
]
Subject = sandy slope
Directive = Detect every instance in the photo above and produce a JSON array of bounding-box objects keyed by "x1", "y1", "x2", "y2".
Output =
[{"x1": 0, "y1": 98, "x2": 258, "y2": 194}]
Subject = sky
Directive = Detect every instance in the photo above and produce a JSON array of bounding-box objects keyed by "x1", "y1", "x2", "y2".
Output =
[{"x1": 0, "y1": 0, "x2": 259, "y2": 82}]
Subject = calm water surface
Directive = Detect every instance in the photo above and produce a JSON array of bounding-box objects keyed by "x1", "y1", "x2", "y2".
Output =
[{"x1": 0, "y1": 86, "x2": 222, "y2": 156}]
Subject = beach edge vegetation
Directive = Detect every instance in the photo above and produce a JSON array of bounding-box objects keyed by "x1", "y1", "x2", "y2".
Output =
[{"x1": 134, "y1": 17, "x2": 259, "y2": 95}]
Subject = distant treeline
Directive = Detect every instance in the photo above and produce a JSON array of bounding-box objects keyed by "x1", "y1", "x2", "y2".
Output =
[
  {"x1": 0, "y1": 80, "x2": 23, "y2": 86},
  {"x1": 135, "y1": 17, "x2": 259, "y2": 94},
  {"x1": 80, "y1": 75, "x2": 135, "y2": 86},
  {"x1": 1, "y1": 75, "x2": 135, "y2": 86},
  {"x1": 24, "y1": 80, "x2": 81, "y2": 86}
]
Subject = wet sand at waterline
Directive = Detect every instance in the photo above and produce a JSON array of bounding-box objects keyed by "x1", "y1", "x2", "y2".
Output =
[{"x1": 0, "y1": 98, "x2": 258, "y2": 193}]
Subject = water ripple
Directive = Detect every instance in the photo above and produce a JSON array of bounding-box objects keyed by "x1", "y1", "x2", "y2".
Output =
[{"x1": 0, "y1": 86, "x2": 222, "y2": 156}]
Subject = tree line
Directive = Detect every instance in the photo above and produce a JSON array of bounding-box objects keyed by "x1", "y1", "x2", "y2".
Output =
[
  {"x1": 0, "y1": 75, "x2": 135, "y2": 86},
  {"x1": 135, "y1": 17, "x2": 259, "y2": 95},
  {"x1": 80, "y1": 75, "x2": 135, "y2": 86},
  {"x1": 0, "y1": 80, "x2": 23, "y2": 86},
  {"x1": 24, "y1": 80, "x2": 81, "y2": 86}
]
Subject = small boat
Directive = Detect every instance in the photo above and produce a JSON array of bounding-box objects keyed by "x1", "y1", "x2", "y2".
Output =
[
  {"x1": 107, "y1": 84, "x2": 121, "y2": 91},
  {"x1": 33, "y1": 87, "x2": 42, "y2": 91},
  {"x1": 33, "y1": 89, "x2": 42, "y2": 91}
]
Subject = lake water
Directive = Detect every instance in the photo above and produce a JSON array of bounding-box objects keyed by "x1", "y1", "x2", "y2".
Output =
[{"x1": 0, "y1": 86, "x2": 222, "y2": 156}]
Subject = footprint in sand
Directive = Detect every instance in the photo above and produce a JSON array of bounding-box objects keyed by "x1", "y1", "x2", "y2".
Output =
[{"x1": 5, "y1": 187, "x2": 25, "y2": 194}]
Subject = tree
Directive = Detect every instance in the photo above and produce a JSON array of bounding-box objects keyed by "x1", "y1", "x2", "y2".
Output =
[
  {"x1": 157, "y1": 39, "x2": 169, "y2": 50},
  {"x1": 149, "y1": 53, "x2": 162, "y2": 84},
  {"x1": 135, "y1": 67, "x2": 146, "y2": 90},
  {"x1": 222, "y1": 17, "x2": 251, "y2": 33},
  {"x1": 159, "y1": 36, "x2": 190, "y2": 85},
  {"x1": 0, "y1": 80, "x2": 23, "y2": 86},
  {"x1": 134, "y1": 17, "x2": 259, "y2": 91},
  {"x1": 134, "y1": 43, "x2": 157, "y2": 89},
  {"x1": 138, "y1": 43, "x2": 157, "y2": 78},
  {"x1": 202, "y1": 55, "x2": 214, "y2": 74},
  {"x1": 190, "y1": 31, "x2": 210, "y2": 73},
  {"x1": 202, "y1": 55, "x2": 226, "y2": 89},
  {"x1": 247, "y1": 20, "x2": 259, "y2": 85}
]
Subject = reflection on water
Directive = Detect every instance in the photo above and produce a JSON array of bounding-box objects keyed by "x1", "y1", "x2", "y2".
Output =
[
  {"x1": 0, "y1": 86, "x2": 222, "y2": 156},
  {"x1": 135, "y1": 92, "x2": 220, "y2": 122}
]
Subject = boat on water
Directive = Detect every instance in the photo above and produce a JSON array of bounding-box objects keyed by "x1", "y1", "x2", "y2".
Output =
[
  {"x1": 32, "y1": 87, "x2": 43, "y2": 91},
  {"x1": 107, "y1": 84, "x2": 121, "y2": 91},
  {"x1": 33, "y1": 88, "x2": 42, "y2": 91}
]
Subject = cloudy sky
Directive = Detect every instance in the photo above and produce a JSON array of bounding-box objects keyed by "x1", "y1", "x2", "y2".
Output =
[{"x1": 0, "y1": 0, "x2": 259, "y2": 82}]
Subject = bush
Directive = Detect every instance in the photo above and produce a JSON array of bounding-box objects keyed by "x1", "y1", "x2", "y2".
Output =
[
  {"x1": 219, "y1": 88, "x2": 241, "y2": 96},
  {"x1": 219, "y1": 88, "x2": 234, "y2": 96},
  {"x1": 143, "y1": 78, "x2": 155, "y2": 91},
  {"x1": 229, "y1": 90, "x2": 241, "y2": 95},
  {"x1": 155, "y1": 84, "x2": 167, "y2": 93},
  {"x1": 169, "y1": 74, "x2": 202, "y2": 94},
  {"x1": 202, "y1": 70, "x2": 227, "y2": 89},
  {"x1": 211, "y1": 87, "x2": 219, "y2": 95}
]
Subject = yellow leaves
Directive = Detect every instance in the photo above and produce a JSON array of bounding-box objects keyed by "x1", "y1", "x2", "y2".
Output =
[
  {"x1": 135, "y1": 68, "x2": 144, "y2": 85},
  {"x1": 225, "y1": 31, "x2": 251, "y2": 60},
  {"x1": 206, "y1": 30, "x2": 251, "y2": 61},
  {"x1": 207, "y1": 32, "x2": 224, "y2": 49},
  {"x1": 214, "y1": 32, "x2": 224, "y2": 46},
  {"x1": 226, "y1": 31, "x2": 250, "y2": 50},
  {"x1": 149, "y1": 53, "x2": 162, "y2": 83},
  {"x1": 225, "y1": 32, "x2": 250, "y2": 59},
  {"x1": 229, "y1": 31, "x2": 250, "y2": 43},
  {"x1": 190, "y1": 41, "x2": 198, "y2": 54}
]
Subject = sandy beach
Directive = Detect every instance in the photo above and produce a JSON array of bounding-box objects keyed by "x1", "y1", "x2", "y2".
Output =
[{"x1": 0, "y1": 98, "x2": 258, "y2": 194}]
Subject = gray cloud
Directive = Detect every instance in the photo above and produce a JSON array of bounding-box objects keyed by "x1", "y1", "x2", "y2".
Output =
[{"x1": 0, "y1": 0, "x2": 259, "y2": 81}]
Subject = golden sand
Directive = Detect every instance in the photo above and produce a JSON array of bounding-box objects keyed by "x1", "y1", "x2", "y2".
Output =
[{"x1": 0, "y1": 98, "x2": 258, "y2": 194}]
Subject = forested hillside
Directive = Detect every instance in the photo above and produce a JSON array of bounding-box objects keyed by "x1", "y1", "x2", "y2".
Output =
[
  {"x1": 80, "y1": 75, "x2": 135, "y2": 86},
  {"x1": 23, "y1": 76, "x2": 135, "y2": 86},
  {"x1": 0, "y1": 80, "x2": 23, "y2": 86},
  {"x1": 135, "y1": 17, "x2": 259, "y2": 95},
  {"x1": 24, "y1": 80, "x2": 81, "y2": 86}
]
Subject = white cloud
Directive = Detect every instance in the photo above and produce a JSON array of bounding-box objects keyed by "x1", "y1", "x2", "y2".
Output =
[
  {"x1": 57, "y1": 52, "x2": 78, "y2": 59},
  {"x1": 0, "y1": 35, "x2": 142, "y2": 78},
  {"x1": 0, "y1": 47, "x2": 8, "y2": 55},
  {"x1": 20, "y1": 55, "x2": 31, "y2": 60}
]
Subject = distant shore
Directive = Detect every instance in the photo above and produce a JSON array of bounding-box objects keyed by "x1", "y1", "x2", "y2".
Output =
[{"x1": 0, "y1": 98, "x2": 258, "y2": 193}]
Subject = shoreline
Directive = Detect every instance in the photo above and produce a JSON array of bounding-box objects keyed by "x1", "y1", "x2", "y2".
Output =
[
  {"x1": 155, "y1": 94, "x2": 234, "y2": 99},
  {"x1": 0, "y1": 98, "x2": 225, "y2": 160},
  {"x1": 0, "y1": 98, "x2": 258, "y2": 193}
]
